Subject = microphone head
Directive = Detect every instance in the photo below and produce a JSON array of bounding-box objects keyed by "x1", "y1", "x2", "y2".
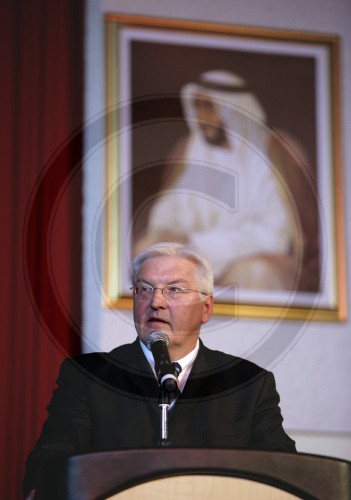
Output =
[{"x1": 146, "y1": 331, "x2": 169, "y2": 350}]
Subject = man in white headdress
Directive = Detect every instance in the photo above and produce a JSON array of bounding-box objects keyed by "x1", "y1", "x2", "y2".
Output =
[{"x1": 134, "y1": 70, "x2": 299, "y2": 290}]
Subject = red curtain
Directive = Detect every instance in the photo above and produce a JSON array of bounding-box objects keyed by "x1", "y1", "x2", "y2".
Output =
[{"x1": 0, "y1": 1, "x2": 84, "y2": 497}]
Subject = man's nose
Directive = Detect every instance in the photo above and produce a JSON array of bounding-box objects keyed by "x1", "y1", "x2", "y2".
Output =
[{"x1": 150, "y1": 288, "x2": 167, "y2": 307}]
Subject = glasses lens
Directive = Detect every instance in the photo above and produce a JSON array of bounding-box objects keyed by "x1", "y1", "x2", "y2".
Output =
[
  {"x1": 135, "y1": 284, "x2": 152, "y2": 298},
  {"x1": 165, "y1": 285, "x2": 190, "y2": 300}
]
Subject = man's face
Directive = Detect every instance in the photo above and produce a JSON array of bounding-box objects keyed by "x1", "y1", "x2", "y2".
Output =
[
  {"x1": 194, "y1": 96, "x2": 229, "y2": 148},
  {"x1": 133, "y1": 256, "x2": 213, "y2": 356}
]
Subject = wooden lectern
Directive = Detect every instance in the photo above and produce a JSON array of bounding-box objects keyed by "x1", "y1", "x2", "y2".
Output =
[{"x1": 39, "y1": 448, "x2": 351, "y2": 499}]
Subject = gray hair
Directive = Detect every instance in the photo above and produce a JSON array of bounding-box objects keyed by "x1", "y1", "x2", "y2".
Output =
[{"x1": 131, "y1": 242, "x2": 214, "y2": 294}]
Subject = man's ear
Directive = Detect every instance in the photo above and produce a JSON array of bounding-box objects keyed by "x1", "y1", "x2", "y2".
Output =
[{"x1": 201, "y1": 295, "x2": 213, "y2": 324}]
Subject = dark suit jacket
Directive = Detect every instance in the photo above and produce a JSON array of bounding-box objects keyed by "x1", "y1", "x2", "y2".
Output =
[{"x1": 24, "y1": 339, "x2": 296, "y2": 495}]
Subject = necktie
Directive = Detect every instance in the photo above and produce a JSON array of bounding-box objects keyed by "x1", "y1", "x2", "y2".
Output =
[
  {"x1": 167, "y1": 362, "x2": 182, "y2": 409},
  {"x1": 172, "y1": 362, "x2": 182, "y2": 377}
]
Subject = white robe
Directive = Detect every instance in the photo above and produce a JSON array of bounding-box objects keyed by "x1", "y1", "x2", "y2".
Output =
[{"x1": 146, "y1": 132, "x2": 295, "y2": 279}]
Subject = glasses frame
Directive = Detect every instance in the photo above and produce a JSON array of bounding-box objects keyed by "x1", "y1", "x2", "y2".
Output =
[{"x1": 130, "y1": 283, "x2": 208, "y2": 301}]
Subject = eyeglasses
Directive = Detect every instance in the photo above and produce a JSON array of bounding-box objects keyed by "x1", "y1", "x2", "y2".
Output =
[{"x1": 130, "y1": 283, "x2": 207, "y2": 301}]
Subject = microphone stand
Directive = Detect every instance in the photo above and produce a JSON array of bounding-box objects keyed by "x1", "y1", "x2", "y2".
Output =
[
  {"x1": 146, "y1": 333, "x2": 181, "y2": 447},
  {"x1": 159, "y1": 388, "x2": 171, "y2": 447},
  {"x1": 158, "y1": 361, "x2": 182, "y2": 446}
]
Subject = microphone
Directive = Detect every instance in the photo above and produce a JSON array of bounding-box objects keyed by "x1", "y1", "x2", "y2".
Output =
[{"x1": 146, "y1": 331, "x2": 179, "y2": 393}]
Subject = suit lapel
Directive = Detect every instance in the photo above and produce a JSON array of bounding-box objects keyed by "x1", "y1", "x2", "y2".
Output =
[
  {"x1": 112, "y1": 339, "x2": 160, "y2": 397},
  {"x1": 80, "y1": 339, "x2": 160, "y2": 403},
  {"x1": 168, "y1": 341, "x2": 214, "y2": 423},
  {"x1": 178, "y1": 340, "x2": 215, "y2": 400}
]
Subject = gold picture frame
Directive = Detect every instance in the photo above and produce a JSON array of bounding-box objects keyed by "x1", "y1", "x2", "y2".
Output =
[{"x1": 104, "y1": 14, "x2": 346, "y2": 321}]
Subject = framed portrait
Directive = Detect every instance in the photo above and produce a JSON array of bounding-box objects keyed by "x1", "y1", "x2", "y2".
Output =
[{"x1": 103, "y1": 14, "x2": 346, "y2": 321}]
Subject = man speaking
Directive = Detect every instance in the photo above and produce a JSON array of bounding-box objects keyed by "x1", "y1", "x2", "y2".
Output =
[{"x1": 24, "y1": 242, "x2": 295, "y2": 497}]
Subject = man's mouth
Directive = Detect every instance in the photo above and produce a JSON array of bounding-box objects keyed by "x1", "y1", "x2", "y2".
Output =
[{"x1": 146, "y1": 317, "x2": 169, "y2": 329}]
